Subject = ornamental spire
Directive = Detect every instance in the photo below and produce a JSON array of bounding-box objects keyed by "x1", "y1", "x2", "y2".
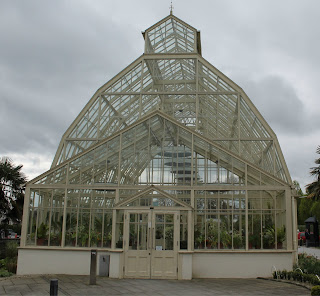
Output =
[{"x1": 170, "y1": 1, "x2": 174, "y2": 15}]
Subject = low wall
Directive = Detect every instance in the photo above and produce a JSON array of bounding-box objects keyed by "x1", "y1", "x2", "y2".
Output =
[
  {"x1": 17, "y1": 248, "x2": 121, "y2": 277},
  {"x1": 17, "y1": 248, "x2": 294, "y2": 279},
  {"x1": 192, "y1": 252, "x2": 293, "y2": 278},
  {"x1": 17, "y1": 248, "x2": 91, "y2": 275}
]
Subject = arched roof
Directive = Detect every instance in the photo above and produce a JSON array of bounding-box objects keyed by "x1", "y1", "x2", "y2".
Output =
[{"x1": 50, "y1": 14, "x2": 291, "y2": 184}]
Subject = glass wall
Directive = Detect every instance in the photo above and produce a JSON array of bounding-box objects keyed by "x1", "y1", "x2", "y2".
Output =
[
  {"x1": 27, "y1": 189, "x2": 115, "y2": 248},
  {"x1": 194, "y1": 190, "x2": 246, "y2": 250},
  {"x1": 26, "y1": 187, "x2": 287, "y2": 250}
]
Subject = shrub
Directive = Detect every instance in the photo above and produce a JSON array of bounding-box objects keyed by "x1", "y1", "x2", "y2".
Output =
[
  {"x1": 311, "y1": 286, "x2": 320, "y2": 296},
  {"x1": 0, "y1": 268, "x2": 13, "y2": 277},
  {"x1": 298, "y1": 253, "x2": 320, "y2": 275},
  {"x1": 5, "y1": 241, "x2": 18, "y2": 258},
  {"x1": 281, "y1": 269, "x2": 287, "y2": 279}
]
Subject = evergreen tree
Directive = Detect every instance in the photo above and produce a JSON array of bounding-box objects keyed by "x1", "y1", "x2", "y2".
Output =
[
  {"x1": 0, "y1": 157, "x2": 27, "y2": 224},
  {"x1": 306, "y1": 146, "x2": 320, "y2": 200}
]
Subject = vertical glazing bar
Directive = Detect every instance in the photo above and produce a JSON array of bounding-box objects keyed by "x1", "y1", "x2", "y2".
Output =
[
  {"x1": 188, "y1": 210, "x2": 192, "y2": 251},
  {"x1": 191, "y1": 133, "x2": 194, "y2": 187},
  {"x1": 245, "y1": 164, "x2": 249, "y2": 251},
  {"x1": 111, "y1": 209, "x2": 117, "y2": 249},
  {"x1": 21, "y1": 186, "x2": 31, "y2": 247},
  {"x1": 97, "y1": 96, "x2": 101, "y2": 139},
  {"x1": 286, "y1": 188, "x2": 292, "y2": 250},
  {"x1": 195, "y1": 59, "x2": 199, "y2": 131},
  {"x1": 118, "y1": 133, "x2": 122, "y2": 185},
  {"x1": 238, "y1": 94, "x2": 241, "y2": 153},
  {"x1": 60, "y1": 187, "x2": 67, "y2": 247}
]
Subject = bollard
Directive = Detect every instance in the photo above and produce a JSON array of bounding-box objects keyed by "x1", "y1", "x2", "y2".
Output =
[
  {"x1": 50, "y1": 279, "x2": 58, "y2": 296},
  {"x1": 90, "y1": 249, "x2": 97, "y2": 285}
]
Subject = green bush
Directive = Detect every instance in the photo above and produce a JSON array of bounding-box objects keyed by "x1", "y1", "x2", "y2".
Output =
[
  {"x1": 0, "y1": 268, "x2": 13, "y2": 277},
  {"x1": 0, "y1": 241, "x2": 18, "y2": 274},
  {"x1": 275, "y1": 269, "x2": 320, "y2": 286},
  {"x1": 5, "y1": 241, "x2": 18, "y2": 258},
  {"x1": 298, "y1": 253, "x2": 320, "y2": 275},
  {"x1": 311, "y1": 286, "x2": 320, "y2": 296}
]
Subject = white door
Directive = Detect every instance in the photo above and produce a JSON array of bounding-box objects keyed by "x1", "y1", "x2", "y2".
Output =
[{"x1": 124, "y1": 210, "x2": 178, "y2": 279}]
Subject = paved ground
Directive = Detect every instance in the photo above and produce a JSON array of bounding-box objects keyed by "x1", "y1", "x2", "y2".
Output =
[
  {"x1": 298, "y1": 246, "x2": 320, "y2": 259},
  {"x1": 0, "y1": 275, "x2": 309, "y2": 296}
]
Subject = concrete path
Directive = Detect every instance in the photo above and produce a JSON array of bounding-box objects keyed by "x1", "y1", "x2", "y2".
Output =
[
  {"x1": 298, "y1": 246, "x2": 320, "y2": 259},
  {"x1": 0, "y1": 275, "x2": 309, "y2": 296}
]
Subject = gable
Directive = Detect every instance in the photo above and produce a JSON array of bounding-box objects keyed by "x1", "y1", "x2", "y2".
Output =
[
  {"x1": 115, "y1": 186, "x2": 192, "y2": 209},
  {"x1": 32, "y1": 111, "x2": 286, "y2": 187}
]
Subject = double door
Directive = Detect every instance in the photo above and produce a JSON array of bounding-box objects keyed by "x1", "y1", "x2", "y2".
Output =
[{"x1": 124, "y1": 210, "x2": 179, "y2": 279}]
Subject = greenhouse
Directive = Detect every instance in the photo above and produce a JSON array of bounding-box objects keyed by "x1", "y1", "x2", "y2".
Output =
[{"x1": 17, "y1": 13, "x2": 297, "y2": 279}]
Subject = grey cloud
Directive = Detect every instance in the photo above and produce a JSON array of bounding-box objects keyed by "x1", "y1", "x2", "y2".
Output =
[
  {"x1": 0, "y1": 1, "x2": 144, "y2": 159},
  {"x1": 1, "y1": 0, "x2": 319, "y2": 188},
  {"x1": 242, "y1": 76, "x2": 307, "y2": 134}
]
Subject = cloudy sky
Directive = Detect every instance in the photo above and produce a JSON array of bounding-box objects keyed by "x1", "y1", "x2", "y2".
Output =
[{"x1": 1, "y1": 0, "x2": 319, "y2": 192}]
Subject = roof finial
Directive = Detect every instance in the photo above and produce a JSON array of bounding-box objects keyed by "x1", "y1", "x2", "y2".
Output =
[{"x1": 170, "y1": 1, "x2": 174, "y2": 15}]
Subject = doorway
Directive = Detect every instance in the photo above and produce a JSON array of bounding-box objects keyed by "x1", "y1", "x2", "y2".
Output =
[{"x1": 124, "y1": 210, "x2": 179, "y2": 279}]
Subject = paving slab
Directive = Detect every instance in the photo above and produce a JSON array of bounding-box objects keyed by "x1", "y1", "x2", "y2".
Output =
[
  {"x1": 299, "y1": 246, "x2": 320, "y2": 259},
  {"x1": 0, "y1": 275, "x2": 310, "y2": 296}
]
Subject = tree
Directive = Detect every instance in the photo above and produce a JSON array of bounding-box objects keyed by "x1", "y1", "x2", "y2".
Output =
[
  {"x1": 293, "y1": 180, "x2": 304, "y2": 196},
  {"x1": 0, "y1": 157, "x2": 27, "y2": 224},
  {"x1": 298, "y1": 197, "x2": 313, "y2": 225},
  {"x1": 306, "y1": 146, "x2": 320, "y2": 200},
  {"x1": 294, "y1": 180, "x2": 308, "y2": 225},
  {"x1": 311, "y1": 201, "x2": 320, "y2": 223}
]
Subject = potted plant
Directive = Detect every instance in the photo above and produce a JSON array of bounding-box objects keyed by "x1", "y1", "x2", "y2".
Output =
[
  {"x1": 103, "y1": 231, "x2": 112, "y2": 248},
  {"x1": 220, "y1": 230, "x2": 231, "y2": 249},
  {"x1": 233, "y1": 232, "x2": 243, "y2": 249},
  {"x1": 195, "y1": 234, "x2": 205, "y2": 249},
  {"x1": 263, "y1": 227, "x2": 275, "y2": 249},
  {"x1": 77, "y1": 225, "x2": 89, "y2": 247},
  {"x1": 249, "y1": 233, "x2": 261, "y2": 249},
  {"x1": 50, "y1": 232, "x2": 62, "y2": 246},
  {"x1": 207, "y1": 219, "x2": 218, "y2": 249},
  {"x1": 36, "y1": 223, "x2": 48, "y2": 246},
  {"x1": 277, "y1": 226, "x2": 286, "y2": 249}
]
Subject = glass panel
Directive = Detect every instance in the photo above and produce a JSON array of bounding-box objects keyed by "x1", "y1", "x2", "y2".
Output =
[
  {"x1": 220, "y1": 214, "x2": 232, "y2": 249},
  {"x1": 194, "y1": 211, "x2": 205, "y2": 249},
  {"x1": 154, "y1": 214, "x2": 174, "y2": 251},
  {"x1": 233, "y1": 214, "x2": 245, "y2": 249},
  {"x1": 129, "y1": 213, "x2": 148, "y2": 250},
  {"x1": 26, "y1": 207, "x2": 37, "y2": 246},
  {"x1": 146, "y1": 19, "x2": 196, "y2": 54},
  {"x1": 36, "y1": 208, "x2": 50, "y2": 246},
  {"x1": 248, "y1": 213, "x2": 261, "y2": 249},
  {"x1": 77, "y1": 209, "x2": 90, "y2": 247},
  {"x1": 49, "y1": 208, "x2": 63, "y2": 247},
  {"x1": 90, "y1": 210, "x2": 103, "y2": 248},
  {"x1": 262, "y1": 210, "x2": 275, "y2": 249},
  {"x1": 103, "y1": 211, "x2": 113, "y2": 248},
  {"x1": 180, "y1": 212, "x2": 188, "y2": 249},
  {"x1": 65, "y1": 208, "x2": 77, "y2": 247},
  {"x1": 206, "y1": 215, "x2": 218, "y2": 249},
  {"x1": 116, "y1": 210, "x2": 124, "y2": 248}
]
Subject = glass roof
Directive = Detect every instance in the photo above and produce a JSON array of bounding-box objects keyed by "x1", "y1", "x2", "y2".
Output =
[
  {"x1": 35, "y1": 113, "x2": 284, "y2": 187},
  {"x1": 50, "y1": 14, "x2": 291, "y2": 184},
  {"x1": 144, "y1": 15, "x2": 198, "y2": 54}
]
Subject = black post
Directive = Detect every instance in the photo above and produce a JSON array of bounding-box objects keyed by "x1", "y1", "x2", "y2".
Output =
[
  {"x1": 90, "y1": 249, "x2": 97, "y2": 285},
  {"x1": 50, "y1": 279, "x2": 58, "y2": 296}
]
